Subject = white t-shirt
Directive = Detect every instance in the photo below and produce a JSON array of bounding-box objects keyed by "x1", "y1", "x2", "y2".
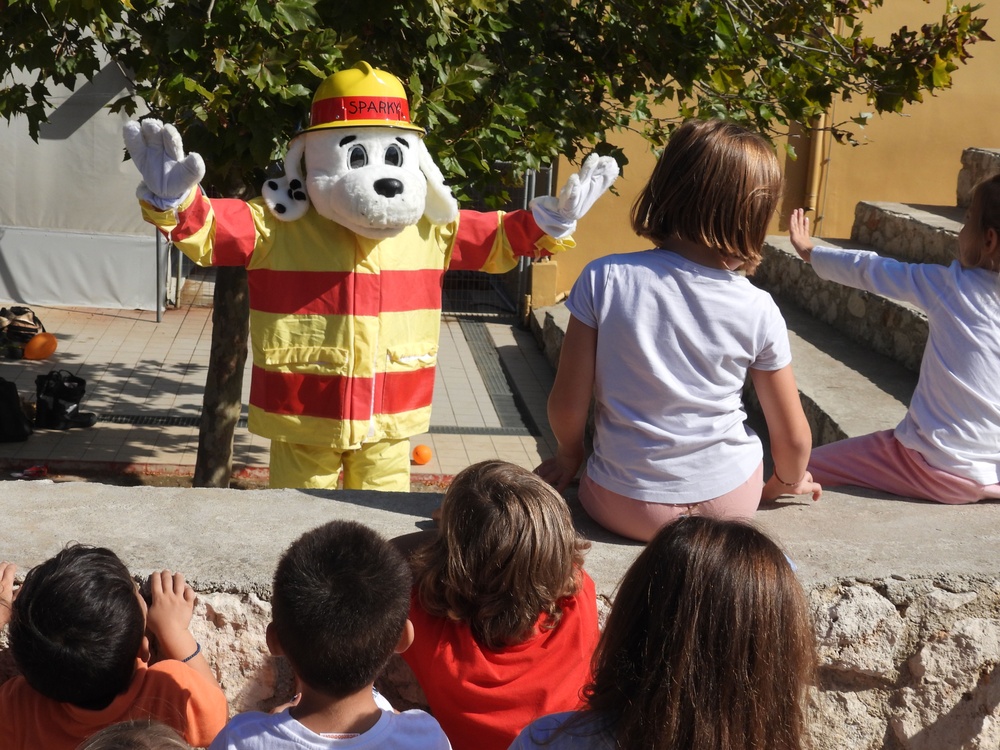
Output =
[
  {"x1": 567, "y1": 249, "x2": 791, "y2": 503},
  {"x1": 812, "y1": 246, "x2": 1000, "y2": 484},
  {"x1": 208, "y1": 707, "x2": 451, "y2": 750},
  {"x1": 508, "y1": 711, "x2": 614, "y2": 750}
]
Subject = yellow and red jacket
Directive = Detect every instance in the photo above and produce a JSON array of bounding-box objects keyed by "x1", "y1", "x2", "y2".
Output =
[{"x1": 141, "y1": 189, "x2": 573, "y2": 448}]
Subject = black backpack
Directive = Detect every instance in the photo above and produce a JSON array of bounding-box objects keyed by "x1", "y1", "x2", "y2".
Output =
[
  {"x1": 0, "y1": 306, "x2": 45, "y2": 359},
  {"x1": 35, "y1": 370, "x2": 97, "y2": 430},
  {"x1": 0, "y1": 377, "x2": 33, "y2": 441}
]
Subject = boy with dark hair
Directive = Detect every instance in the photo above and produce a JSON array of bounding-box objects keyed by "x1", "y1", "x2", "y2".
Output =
[
  {"x1": 209, "y1": 520, "x2": 450, "y2": 750},
  {"x1": 0, "y1": 547, "x2": 227, "y2": 749}
]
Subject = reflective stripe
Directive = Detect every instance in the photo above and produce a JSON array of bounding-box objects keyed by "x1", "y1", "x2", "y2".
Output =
[
  {"x1": 247, "y1": 268, "x2": 445, "y2": 315},
  {"x1": 249, "y1": 365, "x2": 436, "y2": 420}
]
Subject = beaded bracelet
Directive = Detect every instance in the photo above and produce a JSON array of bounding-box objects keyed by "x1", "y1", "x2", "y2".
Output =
[
  {"x1": 772, "y1": 469, "x2": 804, "y2": 488},
  {"x1": 181, "y1": 643, "x2": 202, "y2": 663}
]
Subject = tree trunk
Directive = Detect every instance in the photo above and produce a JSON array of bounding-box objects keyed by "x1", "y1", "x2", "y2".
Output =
[{"x1": 192, "y1": 265, "x2": 251, "y2": 488}]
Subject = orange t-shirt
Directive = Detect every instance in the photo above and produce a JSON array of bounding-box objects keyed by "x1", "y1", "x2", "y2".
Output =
[
  {"x1": 402, "y1": 570, "x2": 599, "y2": 750},
  {"x1": 0, "y1": 658, "x2": 228, "y2": 749}
]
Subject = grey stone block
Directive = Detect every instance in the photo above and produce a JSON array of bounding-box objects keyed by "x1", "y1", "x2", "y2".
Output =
[{"x1": 957, "y1": 147, "x2": 1000, "y2": 207}]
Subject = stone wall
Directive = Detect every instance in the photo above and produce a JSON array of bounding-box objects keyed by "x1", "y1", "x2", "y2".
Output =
[
  {"x1": 808, "y1": 575, "x2": 1000, "y2": 750},
  {"x1": 192, "y1": 574, "x2": 1000, "y2": 749},
  {"x1": 8, "y1": 572, "x2": 995, "y2": 750},
  {"x1": 1, "y1": 479, "x2": 999, "y2": 749}
]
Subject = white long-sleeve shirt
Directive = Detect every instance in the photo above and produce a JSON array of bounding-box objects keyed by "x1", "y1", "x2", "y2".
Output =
[{"x1": 812, "y1": 246, "x2": 1000, "y2": 484}]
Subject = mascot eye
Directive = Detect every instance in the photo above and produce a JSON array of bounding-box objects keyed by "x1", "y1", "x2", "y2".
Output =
[
  {"x1": 348, "y1": 145, "x2": 368, "y2": 169},
  {"x1": 384, "y1": 144, "x2": 403, "y2": 167}
]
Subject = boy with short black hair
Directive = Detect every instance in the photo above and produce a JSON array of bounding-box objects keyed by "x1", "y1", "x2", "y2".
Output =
[
  {"x1": 0, "y1": 546, "x2": 227, "y2": 749},
  {"x1": 209, "y1": 520, "x2": 450, "y2": 749}
]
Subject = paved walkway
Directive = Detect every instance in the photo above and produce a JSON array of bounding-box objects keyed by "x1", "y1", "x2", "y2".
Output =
[{"x1": 0, "y1": 274, "x2": 558, "y2": 486}]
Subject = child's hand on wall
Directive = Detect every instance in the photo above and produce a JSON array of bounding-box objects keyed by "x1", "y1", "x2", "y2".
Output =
[
  {"x1": 0, "y1": 562, "x2": 16, "y2": 628},
  {"x1": 788, "y1": 208, "x2": 815, "y2": 263},
  {"x1": 145, "y1": 570, "x2": 220, "y2": 686},
  {"x1": 536, "y1": 445, "x2": 585, "y2": 493}
]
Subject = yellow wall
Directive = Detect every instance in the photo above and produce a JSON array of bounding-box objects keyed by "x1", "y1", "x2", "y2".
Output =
[{"x1": 545, "y1": 0, "x2": 1000, "y2": 297}]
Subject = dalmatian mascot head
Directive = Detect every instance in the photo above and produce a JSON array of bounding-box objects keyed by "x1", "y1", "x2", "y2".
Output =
[{"x1": 261, "y1": 62, "x2": 458, "y2": 239}]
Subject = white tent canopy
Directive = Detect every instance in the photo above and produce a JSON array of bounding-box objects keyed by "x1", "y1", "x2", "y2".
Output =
[{"x1": 0, "y1": 63, "x2": 164, "y2": 311}]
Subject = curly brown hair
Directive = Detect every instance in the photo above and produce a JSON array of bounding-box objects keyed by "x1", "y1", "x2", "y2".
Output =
[
  {"x1": 631, "y1": 118, "x2": 782, "y2": 274},
  {"x1": 410, "y1": 460, "x2": 589, "y2": 651}
]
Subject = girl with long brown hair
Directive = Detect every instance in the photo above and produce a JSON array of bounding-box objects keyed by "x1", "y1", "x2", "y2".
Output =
[{"x1": 511, "y1": 515, "x2": 816, "y2": 750}]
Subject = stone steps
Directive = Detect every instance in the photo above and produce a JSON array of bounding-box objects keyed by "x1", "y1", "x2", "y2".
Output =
[
  {"x1": 773, "y1": 300, "x2": 914, "y2": 446},
  {"x1": 851, "y1": 201, "x2": 963, "y2": 267},
  {"x1": 755, "y1": 235, "x2": 928, "y2": 373}
]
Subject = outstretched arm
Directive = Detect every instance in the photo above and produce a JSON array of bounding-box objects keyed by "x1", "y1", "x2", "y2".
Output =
[
  {"x1": 536, "y1": 315, "x2": 597, "y2": 492},
  {"x1": 449, "y1": 155, "x2": 620, "y2": 273},
  {"x1": 750, "y1": 364, "x2": 822, "y2": 503}
]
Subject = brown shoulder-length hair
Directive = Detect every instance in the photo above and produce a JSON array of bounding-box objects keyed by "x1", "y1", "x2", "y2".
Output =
[
  {"x1": 578, "y1": 516, "x2": 815, "y2": 750},
  {"x1": 411, "y1": 460, "x2": 590, "y2": 651},
  {"x1": 631, "y1": 118, "x2": 782, "y2": 274}
]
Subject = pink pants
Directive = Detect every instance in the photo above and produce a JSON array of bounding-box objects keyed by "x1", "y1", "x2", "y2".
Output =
[
  {"x1": 808, "y1": 430, "x2": 1000, "y2": 505},
  {"x1": 578, "y1": 463, "x2": 764, "y2": 543}
]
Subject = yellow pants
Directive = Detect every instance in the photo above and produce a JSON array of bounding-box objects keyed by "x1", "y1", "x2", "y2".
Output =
[{"x1": 268, "y1": 438, "x2": 411, "y2": 491}]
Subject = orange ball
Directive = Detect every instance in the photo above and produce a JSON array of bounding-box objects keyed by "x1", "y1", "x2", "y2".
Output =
[
  {"x1": 412, "y1": 444, "x2": 433, "y2": 465},
  {"x1": 23, "y1": 332, "x2": 57, "y2": 360}
]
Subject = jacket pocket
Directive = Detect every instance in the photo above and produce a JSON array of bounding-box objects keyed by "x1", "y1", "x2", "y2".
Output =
[
  {"x1": 385, "y1": 343, "x2": 438, "y2": 372},
  {"x1": 262, "y1": 345, "x2": 349, "y2": 372}
]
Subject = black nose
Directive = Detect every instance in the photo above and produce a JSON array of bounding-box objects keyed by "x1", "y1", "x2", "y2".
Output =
[{"x1": 374, "y1": 178, "x2": 404, "y2": 198}]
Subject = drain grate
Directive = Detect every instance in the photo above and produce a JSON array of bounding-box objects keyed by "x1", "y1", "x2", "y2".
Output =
[
  {"x1": 457, "y1": 318, "x2": 541, "y2": 437},
  {"x1": 96, "y1": 413, "x2": 531, "y2": 437}
]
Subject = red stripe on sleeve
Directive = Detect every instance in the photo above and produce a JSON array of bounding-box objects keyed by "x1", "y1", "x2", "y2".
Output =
[
  {"x1": 449, "y1": 210, "x2": 500, "y2": 271},
  {"x1": 499, "y1": 209, "x2": 548, "y2": 258},
  {"x1": 210, "y1": 199, "x2": 258, "y2": 267},
  {"x1": 247, "y1": 269, "x2": 445, "y2": 316},
  {"x1": 171, "y1": 189, "x2": 212, "y2": 243},
  {"x1": 449, "y1": 209, "x2": 549, "y2": 270}
]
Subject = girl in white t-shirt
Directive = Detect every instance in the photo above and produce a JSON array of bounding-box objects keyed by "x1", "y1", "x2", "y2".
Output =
[
  {"x1": 537, "y1": 118, "x2": 820, "y2": 542},
  {"x1": 788, "y1": 173, "x2": 1000, "y2": 504},
  {"x1": 509, "y1": 516, "x2": 816, "y2": 750}
]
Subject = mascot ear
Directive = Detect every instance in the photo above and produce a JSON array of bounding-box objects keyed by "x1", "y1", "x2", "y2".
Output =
[
  {"x1": 418, "y1": 140, "x2": 459, "y2": 226},
  {"x1": 262, "y1": 137, "x2": 310, "y2": 221}
]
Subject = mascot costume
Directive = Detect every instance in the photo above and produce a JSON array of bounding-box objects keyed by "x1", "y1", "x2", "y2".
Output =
[{"x1": 124, "y1": 61, "x2": 618, "y2": 491}]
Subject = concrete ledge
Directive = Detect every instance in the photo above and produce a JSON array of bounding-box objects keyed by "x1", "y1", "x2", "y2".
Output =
[{"x1": 2, "y1": 483, "x2": 1000, "y2": 748}]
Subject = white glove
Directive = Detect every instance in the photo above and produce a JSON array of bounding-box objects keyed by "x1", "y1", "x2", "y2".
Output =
[
  {"x1": 122, "y1": 119, "x2": 205, "y2": 210},
  {"x1": 529, "y1": 153, "x2": 619, "y2": 239}
]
